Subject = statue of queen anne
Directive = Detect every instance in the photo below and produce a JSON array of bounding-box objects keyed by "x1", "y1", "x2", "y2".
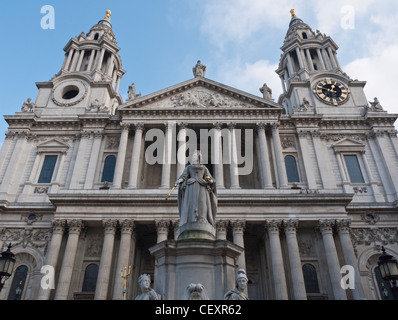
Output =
[{"x1": 175, "y1": 151, "x2": 217, "y2": 240}]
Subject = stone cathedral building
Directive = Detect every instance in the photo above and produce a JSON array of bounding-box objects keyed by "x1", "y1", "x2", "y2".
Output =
[{"x1": 0, "y1": 10, "x2": 397, "y2": 301}]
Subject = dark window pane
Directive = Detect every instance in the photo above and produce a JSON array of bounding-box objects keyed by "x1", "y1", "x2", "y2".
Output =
[
  {"x1": 344, "y1": 155, "x2": 364, "y2": 183},
  {"x1": 302, "y1": 263, "x2": 320, "y2": 293},
  {"x1": 285, "y1": 155, "x2": 300, "y2": 182},
  {"x1": 82, "y1": 264, "x2": 99, "y2": 292},
  {"x1": 38, "y1": 155, "x2": 57, "y2": 183},
  {"x1": 8, "y1": 265, "x2": 28, "y2": 300},
  {"x1": 101, "y1": 155, "x2": 116, "y2": 183}
]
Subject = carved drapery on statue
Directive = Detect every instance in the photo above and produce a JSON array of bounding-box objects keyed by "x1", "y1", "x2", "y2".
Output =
[{"x1": 176, "y1": 151, "x2": 217, "y2": 240}]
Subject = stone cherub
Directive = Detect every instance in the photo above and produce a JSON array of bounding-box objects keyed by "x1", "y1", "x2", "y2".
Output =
[{"x1": 135, "y1": 274, "x2": 161, "y2": 300}]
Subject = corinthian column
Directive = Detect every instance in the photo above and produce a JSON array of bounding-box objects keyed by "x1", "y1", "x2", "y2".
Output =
[
  {"x1": 128, "y1": 123, "x2": 144, "y2": 189},
  {"x1": 176, "y1": 123, "x2": 188, "y2": 179},
  {"x1": 54, "y1": 219, "x2": 84, "y2": 300},
  {"x1": 283, "y1": 219, "x2": 307, "y2": 300},
  {"x1": 271, "y1": 122, "x2": 288, "y2": 188},
  {"x1": 95, "y1": 219, "x2": 118, "y2": 300},
  {"x1": 228, "y1": 122, "x2": 240, "y2": 189},
  {"x1": 156, "y1": 220, "x2": 169, "y2": 243},
  {"x1": 335, "y1": 219, "x2": 366, "y2": 300},
  {"x1": 216, "y1": 220, "x2": 229, "y2": 240},
  {"x1": 37, "y1": 219, "x2": 66, "y2": 300},
  {"x1": 113, "y1": 219, "x2": 135, "y2": 300},
  {"x1": 266, "y1": 220, "x2": 288, "y2": 300},
  {"x1": 318, "y1": 219, "x2": 347, "y2": 300},
  {"x1": 256, "y1": 122, "x2": 273, "y2": 189},
  {"x1": 113, "y1": 123, "x2": 130, "y2": 189},
  {"x1": 231, "y1": 220, "x2": 246, "y2": 270},
  {"x1": 213, "y1": 122, "x2": 224, "y2": 189}
]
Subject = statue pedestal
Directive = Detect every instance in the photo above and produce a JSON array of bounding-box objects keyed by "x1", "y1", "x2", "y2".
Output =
[{"x1": 149, "y1": 239, "x2": 243, "y2": 300}]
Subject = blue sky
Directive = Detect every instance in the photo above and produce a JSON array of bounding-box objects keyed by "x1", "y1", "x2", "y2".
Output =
[{"x1": 1, "y1": 0, "x2": 398, "y2": 148}]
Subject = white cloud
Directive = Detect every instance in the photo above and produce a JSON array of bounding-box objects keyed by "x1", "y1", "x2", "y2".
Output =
[{"x1": 215, "y1": 59, "x2": 281, "y2": 99}]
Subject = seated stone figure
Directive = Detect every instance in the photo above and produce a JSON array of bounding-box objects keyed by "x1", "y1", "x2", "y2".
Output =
[
  {"x1": 224, "y1": 269, "x2": 249, "y2": 300},
  {"x1": 135, "y1": 274, "x2": 161, "y2": 300}
]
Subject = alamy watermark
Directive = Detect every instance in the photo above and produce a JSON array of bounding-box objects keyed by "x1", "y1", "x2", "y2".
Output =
[{"x1": 41, "y1": 5, "x2": 55, "y2": 30}]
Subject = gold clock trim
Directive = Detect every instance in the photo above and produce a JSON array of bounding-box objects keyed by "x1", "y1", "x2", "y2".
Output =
[{"x1": 313, "y1": 79, "x2": 350, "y2": 106}]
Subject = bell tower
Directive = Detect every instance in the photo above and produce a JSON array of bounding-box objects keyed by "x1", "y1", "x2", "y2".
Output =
[
  {"x1": 34, "y1": 10, "x2": 126, "y2": 116},
  {"x1": 276, "y1": 9, "x2": 369, "y2": 116}
]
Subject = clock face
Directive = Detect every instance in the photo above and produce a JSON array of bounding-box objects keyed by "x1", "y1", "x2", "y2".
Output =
[{"x1": 313, "y1": 79, "x2": 350, "y2": 106}]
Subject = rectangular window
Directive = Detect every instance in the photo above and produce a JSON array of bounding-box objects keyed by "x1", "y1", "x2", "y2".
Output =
[
  {"x1": 344, "y1": 155, "x2": 364, "y2": 183},
  {"x1": 38, "y1": 155, "x2": 58, "y2": 183}
]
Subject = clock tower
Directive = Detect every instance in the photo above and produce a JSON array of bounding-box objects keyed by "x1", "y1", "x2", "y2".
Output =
[{"x1": 276, "y1": 10, "x2": 369, "y2": 116}]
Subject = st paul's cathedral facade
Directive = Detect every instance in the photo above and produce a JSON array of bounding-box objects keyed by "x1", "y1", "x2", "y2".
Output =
[{"x1": 0, "y1": 10, "x2": 397, "y2": 300}]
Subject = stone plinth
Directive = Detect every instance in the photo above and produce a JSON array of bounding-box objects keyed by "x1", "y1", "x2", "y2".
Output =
[{"x1": 149, "y1": 239, "x2": 243, "y2": 300}]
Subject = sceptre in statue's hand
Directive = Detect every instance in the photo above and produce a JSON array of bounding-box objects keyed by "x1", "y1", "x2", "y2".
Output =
[{"x1": 165, "y1": 178, "x2": 184, "y2": 201}]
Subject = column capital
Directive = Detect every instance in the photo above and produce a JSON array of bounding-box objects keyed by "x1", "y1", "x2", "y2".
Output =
[
  {"x1": 231, "y1": 220, "x2": 246, "y2": 233},
  {"x1": 120, "y1": 122, "x2": 131, "y2": 131},
  {"x1": 227, "y1": 122, "x2": 237, "y2": 130},
  {"x1": 67, "y1": 219, "x2": 84, "y2": 234},
  {"x1": 51, "y1": 219, "x2": 66, "y2": 234},
  {"x1": 155, "y1": 220, "x2": 170, "y2": 232},
  {"x1": 270, "y1": 122, "x2": 281, "y2": 131},
  {"x1": 256, "y1": 122, "x2": 268, "y2": 131},
  {"x1": 283, "y1": 219, "x2": 299, "y2": 233},
  {"x1": 216, "y1": 220, "x2": 229, "y2": 232},
  {"x1": 178, "y1": 122, "x2": 188, "y2": 129},
  {"x1": 265, "y1": 220, "x2": 283, "y2": 233},
  {"x1": 213, "y1": 122, "x2": 223, "y2": 130},
  {"x1": 335, "y1": 219, "x2": 351, "y2": 233},
  {"x1": 102, "y1": 219, "x2": 118, "y2": 233},
  {"x1": 119, "y1": 219, "x2": 135, "y2": 234},
  {"x1": 318, "y1": 219, "x2": 335, "y2": 234},
  {"x1": 134, "y1": 122, "x2": 145, "y2": 131}
]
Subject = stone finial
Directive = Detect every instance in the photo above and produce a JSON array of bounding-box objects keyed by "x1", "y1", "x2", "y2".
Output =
[{"x1": 193, "y1": 60, "x2": 206, "y2": 78}]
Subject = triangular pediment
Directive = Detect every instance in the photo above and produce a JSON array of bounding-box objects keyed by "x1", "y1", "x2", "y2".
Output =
[
  {"x1": 332, "y1": 138, "x2": 365, "y2": 153},
  {"x1": 36, "y1": 138, "x2": 70, "y2": 153},
  {"x1": 118, "y1": 77, "x2": 281, "y2": 111}
]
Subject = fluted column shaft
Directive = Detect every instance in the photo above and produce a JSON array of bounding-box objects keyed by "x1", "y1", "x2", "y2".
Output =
[
  {"x1": 213, "y1": 123, "x2": 224, "y2": 189},
  {"x1": 266, "y1": 220, "x2": 288, "y2": 300},
  {"x1": 228, "y1": 122, "x2": 240, "y2": 189},
  {"x1": 232, "y1": 220, "x2": 246, "y2": 270},
  {"x1": 113, "y1": 123, "x2": 130, "y2": 189},
  {"x1": 271, "y1": 123, "x2": 288, "y2": 188},
  {"x1": 156, "y1": 220, "x2": 169, "y2": 243},
  {"x1": 95, "y1": 219, "x2": 117, "y2": 300},
  {"x1": 256, "y1": 123, "x2": 273, "y2": 188},
  {"x1": 177, "y1": 123, "x2": 187, "y2": 179},
  {"x1": 54, "y1": 220, "x2": 84, "y2": 300},
  {"x1": 113, "y1": 220, "x2": 135, "y2": 300},
  {"x1": 161, "y1": 123, "x2": 173, "y2": 188},
  {"x1": 37, "y1": 220, "x2": 66, "y2": 300},
  {"x1": 128, "y1": 123, "x2": 144, "y2": 188},
  {"x1": 318, "y1": 220, "x2": 347, "y2": 300},
  {"x1": 336, "y1": 219, "x2": 366, "y2": 300},
  {"x1": 284, "y1": 220, "x2": 307, "y2": 300}
]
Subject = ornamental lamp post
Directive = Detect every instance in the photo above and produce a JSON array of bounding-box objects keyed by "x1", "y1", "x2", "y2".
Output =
[
  {"x1": 378, "y1": 246, "x2": 398, "y2": 300},
  {"x1": 0, "y1": 243, "x2": 16, "y2": 292}
]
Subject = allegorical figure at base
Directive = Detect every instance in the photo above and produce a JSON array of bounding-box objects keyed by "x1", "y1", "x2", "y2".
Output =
[
  {"x1": 224, "y1": 269, "x2": 249, "y2": 300},
  {"x1": 135, "y1": 274, "x2": 161, "y2": 300}
]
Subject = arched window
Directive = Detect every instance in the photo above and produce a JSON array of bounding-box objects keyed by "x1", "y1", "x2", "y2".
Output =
[
  {"x1": 101, "y1": 155, "x2": 116, "y2": 183},
  {"x1": 82, "y1": 264, "x2": 99, "y2": 292},
  {"x1": 302, "y1": 263, "x2": 320, "y2": 294},
  {"x1": 302, "y1": 32, "x2": 308, "y2": 39},
  {"x1": 8, "y1": 265, "x2": 28, "y2": 300},
  {"x1": 285, "y1": 155, "x2": 300, "y2": 182},
  {"x1": 93, "y1": 33, "x2": 99, "y2": 40}
]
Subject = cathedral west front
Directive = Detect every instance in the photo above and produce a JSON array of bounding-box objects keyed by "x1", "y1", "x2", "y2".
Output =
[{"x1": 0, "y1": 9, "x2": 397, "y2": 301}]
